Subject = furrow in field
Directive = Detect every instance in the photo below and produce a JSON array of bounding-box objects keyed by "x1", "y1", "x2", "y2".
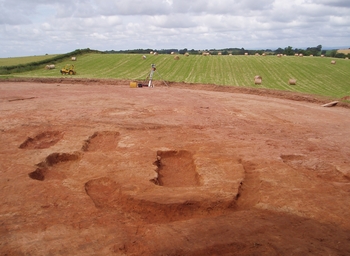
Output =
[{"x1": 183, "y1": 55, "x2": 201, "y2": 82}]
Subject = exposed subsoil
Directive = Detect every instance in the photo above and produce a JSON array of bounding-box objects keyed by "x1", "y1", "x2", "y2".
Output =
[{"x1": 0, "y1": 78, "x2": 350, "y2": 255}]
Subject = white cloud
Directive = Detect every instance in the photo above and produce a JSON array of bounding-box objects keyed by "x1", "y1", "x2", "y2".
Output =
[
  {"x1": 0, "y1": 0, "x2": 349, "y2": 57},
  {"x1": 96, "y1": 0, "x2": 172, "y2": 16},
  {"x1": 312, "y1": 0, "x2": 350, "y2": 8},
  {"x1": 150, "y1": 14, "x2": 196, "y2": 28}
]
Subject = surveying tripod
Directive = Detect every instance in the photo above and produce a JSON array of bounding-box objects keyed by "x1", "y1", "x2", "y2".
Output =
[
  {"x1": 148, "y1": 64, "x2": 156, "y2": 87},
  {"x1": 145, "y1": 64, "x2": 168, "y2": 87}
]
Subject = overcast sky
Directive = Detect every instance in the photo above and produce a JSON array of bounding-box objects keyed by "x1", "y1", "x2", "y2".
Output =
[{"x1": 0, "y1": 0, "x2": 349, "y2": 57}]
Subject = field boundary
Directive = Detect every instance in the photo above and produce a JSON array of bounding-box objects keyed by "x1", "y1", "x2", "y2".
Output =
[{"x1": 1, "y1": 77, "x2": 349, "y2": 109}]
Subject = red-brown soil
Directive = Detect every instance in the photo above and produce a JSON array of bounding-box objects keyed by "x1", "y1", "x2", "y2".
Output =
[{"x1": 1, "y1": 78, "x2": 350, "y2": 255}]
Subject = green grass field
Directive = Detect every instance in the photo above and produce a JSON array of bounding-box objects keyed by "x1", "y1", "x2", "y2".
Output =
[
  {"x1": 2, "y1": 53, "x2": 350, "y2": 98},
  {"x1": 0, "y1": 54, "x2": 58, "y2": 66}
]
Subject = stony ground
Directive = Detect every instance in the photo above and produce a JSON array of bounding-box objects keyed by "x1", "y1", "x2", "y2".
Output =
[{"x1": 0, "y1": 79, "x2": 350, "y2": 255}]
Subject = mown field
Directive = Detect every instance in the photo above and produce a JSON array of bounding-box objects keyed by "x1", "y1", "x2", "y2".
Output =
[
  {"x1": 0, "y1": 54, "x2": 58, "y2": 66},
  {"x1": 337, "y1": 49, "x2": 350, "y2": 54},
  {"x1": 1, "y1": 53, "x2": 350, "y2": 98}
]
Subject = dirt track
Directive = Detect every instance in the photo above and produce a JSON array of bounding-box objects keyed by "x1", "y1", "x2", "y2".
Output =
[{"x1": 1, "y1": 79, "x2": 350, "y2": 255}]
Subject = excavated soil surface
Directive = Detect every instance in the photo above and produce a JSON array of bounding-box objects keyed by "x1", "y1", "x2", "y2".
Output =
[{"x1": 0, "y1": 78, "x2": 350, "y2": 255}]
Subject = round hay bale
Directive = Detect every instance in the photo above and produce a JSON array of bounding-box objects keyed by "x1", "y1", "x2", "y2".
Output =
[
  {"x1": 229, "y1": 53, "x2": 232, "y2": 56},
  {"x1": 299, "y1": 53, "x2": 303, "y2": 57},
  {"x1": 321, "y1": 54, "x2": 325, "y2": 57},
  {"x1": 174, "y1": 55, "x2": 180, "y2": 60},
  {"x1": 171, "y1": 52, "x2": 175, "y2": 55},
  {"x1": 45, "y1": 64, "x2": 55, "y2": 70},
  {"x1": 255, "y1": 53, "x2": 260, "y2": 56},
  {"x1": 262, "y1": 53, "x2": 266, "y2": 56},
  {"x1": 331, "y1": 60, "x2": 336, "y2": 64},
  {"x1": 254, "y1": 75, "x2": 262, "y2": 80},
  {"x1": 150, "y1": 51, "x2": 154, "y2": 54},
  {"x1": 295, "y1": 53, "x2": 299, "y2": 56},
  {"x1": 254, "y1": 78, "x2": 262, "y2": 85},
  {"x1": 142, "y1": 55, "x2": 146, "y2": 59},
  {"x1": 244, "y1": 52, "x2": 248, "y2": 56},
  {"x1": 184, "y1": 52, "x2": 189, "y2": 56},
  {"x1": 288, "y1": 79, "x2": 297, "y2": 85},
  {"x1": 309, "y1": 54, "x2": 313, "y2": 57},
  {"x1": 218, "y1": 52, "x2": 222, "y2": 55},
  {"x1": 345, "y1": 57, "x2": 349, "y2": 59}
]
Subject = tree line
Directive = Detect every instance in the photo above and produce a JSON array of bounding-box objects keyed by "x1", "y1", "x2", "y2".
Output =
[{"x1": 105, "y1": 45, "x2": 350, "y2": 58}]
